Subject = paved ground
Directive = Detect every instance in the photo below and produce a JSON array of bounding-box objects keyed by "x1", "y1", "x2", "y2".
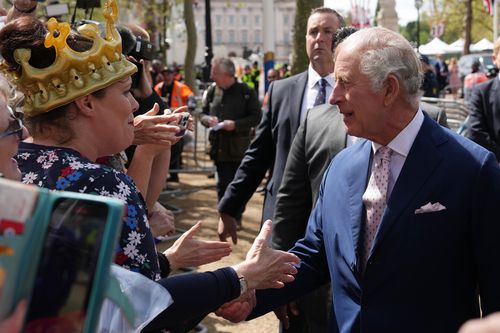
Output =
[{"x1": 156, "y1": 160, "x2": 279, "y2": 332}]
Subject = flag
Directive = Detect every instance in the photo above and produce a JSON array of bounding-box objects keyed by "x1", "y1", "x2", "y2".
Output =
[{"x1": 484, "y1": 0, "x2": 494, "y2": 16}]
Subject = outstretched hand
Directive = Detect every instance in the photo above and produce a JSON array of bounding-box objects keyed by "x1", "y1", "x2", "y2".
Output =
[
  {"x1": 133, "y1": 103, "x2": 181, "y2": 146},
  {"x1": 233, "y1": 220, "x2": 300, "y2": 290},
  {"x1": 163, "y1": 221, "x2": 232, "y2": 271}
]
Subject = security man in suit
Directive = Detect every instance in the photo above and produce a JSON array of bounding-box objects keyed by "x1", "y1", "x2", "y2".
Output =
[
  {"x1": 466, "y1": 36, "x2": 500, "y2": 161},
  {"x1": 216, "y1": 8, "x2": 345, "y2": 332}
]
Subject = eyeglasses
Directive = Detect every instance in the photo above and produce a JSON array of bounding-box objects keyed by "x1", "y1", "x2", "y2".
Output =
[{"x1": 0, "y1": 107, "x2": 24, "y2": 141}]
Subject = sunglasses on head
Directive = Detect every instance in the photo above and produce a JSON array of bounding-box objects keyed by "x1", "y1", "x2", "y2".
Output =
[{"x1": 0, "y1": 106, "x2": 24, "y2": 141}]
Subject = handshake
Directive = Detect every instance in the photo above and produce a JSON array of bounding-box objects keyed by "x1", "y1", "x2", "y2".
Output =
[{"x1": 214, "y1": 220, "x2": 301, "y2": 324}]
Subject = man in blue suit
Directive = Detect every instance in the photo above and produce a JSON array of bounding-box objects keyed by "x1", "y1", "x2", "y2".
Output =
[{"x1": 218, "y1": 27, "x2": 500, "y2": 333}]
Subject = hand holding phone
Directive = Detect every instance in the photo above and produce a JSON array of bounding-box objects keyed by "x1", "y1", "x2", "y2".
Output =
[{"x1": 176, "y1": 112, "x2": 190, "y2": 137}]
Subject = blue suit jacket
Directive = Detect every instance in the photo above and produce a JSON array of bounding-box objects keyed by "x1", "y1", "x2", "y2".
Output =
[{"x1": 251, "y1": 115, "x2": 500, "y2": 333}]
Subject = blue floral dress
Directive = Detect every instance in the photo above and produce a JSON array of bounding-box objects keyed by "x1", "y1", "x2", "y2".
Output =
[{"x1": 16, "y1": 142, "x2": 161, "y2": 281}]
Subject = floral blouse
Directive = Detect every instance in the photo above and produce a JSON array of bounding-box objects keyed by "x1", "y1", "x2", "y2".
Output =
[{"x1": 16, "y1": 142, "x2": 161, "y2": 281}]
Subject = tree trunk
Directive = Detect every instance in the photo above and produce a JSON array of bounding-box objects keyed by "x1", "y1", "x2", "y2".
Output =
[
  {"x1": 184, "y1": 0, "x2": 198, "y2": 94},
  {"x1": 291, "y1": 0, "x2": 323, "y2": 75},
  {"x1": 463, "y1": 0, "x2": 472, "y2": 55}
]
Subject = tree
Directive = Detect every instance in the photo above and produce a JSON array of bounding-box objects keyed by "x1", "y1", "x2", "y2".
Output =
[
  {"x1": 183, "y1": 0, "x2": 198, "y2": 94},
  {"x1": 291, "y1": 0, "x2": 322, "y2": 75}
]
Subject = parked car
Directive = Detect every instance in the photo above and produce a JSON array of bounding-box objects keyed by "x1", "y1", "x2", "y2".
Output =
[{"x1": 458, "y1": 53, "x2": 496, "y2": 80}]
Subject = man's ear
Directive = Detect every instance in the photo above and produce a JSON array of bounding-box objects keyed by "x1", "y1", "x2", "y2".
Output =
[
  {"x1": 383, "y1": 74, "x2": 400, "y2": 106},
  {"x1": 73, "y1": 95, "x2": 95, "y2": 117}
]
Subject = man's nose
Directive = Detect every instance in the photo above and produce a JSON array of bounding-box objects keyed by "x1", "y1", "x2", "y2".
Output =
[
  {"x1": 330, "y1": 84, "x2": 342, "y2": 105},
  {"x1": 315, "y1": 30, "x2": 327, "y2": 43}
]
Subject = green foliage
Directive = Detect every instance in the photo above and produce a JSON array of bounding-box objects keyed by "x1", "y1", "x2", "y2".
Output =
[
  {"x1": 439, "y1": 0, "x2": 492, "y2": 43},
  {"x1": 291, "y1": 0, "x2": 323, "y2": 75},
  {"x1": 402, "y1": 0, "x2": 494, "y2": 44},
  {"x1": 400, "y1": 18, "x2": 431, "y2": 46}
]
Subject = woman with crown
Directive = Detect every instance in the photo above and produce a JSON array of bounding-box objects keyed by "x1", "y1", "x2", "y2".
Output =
[{"x1": 0, "y1": 1, "x2": 299, "y2": 330}]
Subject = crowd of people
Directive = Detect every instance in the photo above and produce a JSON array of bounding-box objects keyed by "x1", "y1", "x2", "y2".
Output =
[{"x1": 2, "y1": 0, "x2": 500, "y2": 332}]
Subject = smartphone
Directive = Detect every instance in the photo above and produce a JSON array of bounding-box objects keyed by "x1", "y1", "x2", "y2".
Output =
[{"x1": 176, "y1": 112, "x2": 190, "y2": 137}]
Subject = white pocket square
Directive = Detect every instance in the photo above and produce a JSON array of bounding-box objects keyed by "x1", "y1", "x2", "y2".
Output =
[{"x1": 414, "y1": 202, "x2": 446, "y2": 214}]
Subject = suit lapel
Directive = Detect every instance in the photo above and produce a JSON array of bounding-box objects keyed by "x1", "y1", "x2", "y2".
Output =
[
  {"x1": 370, "y1": 117, "x2": 445, "y2": 257},
  {"x1": 490, "y1": 78, "x2": 499, "y2": 114},
  {"x1": 289, "y1": 72, "x2": 308, "y2": 132}
]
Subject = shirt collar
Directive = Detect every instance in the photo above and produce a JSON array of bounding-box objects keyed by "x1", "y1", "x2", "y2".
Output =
[
  {"x1": 372, "y1": 109, "x2": 424, "y2": 157},
  {"x1": 307, "y1": 64, "x2": 334, "y2": 89}
]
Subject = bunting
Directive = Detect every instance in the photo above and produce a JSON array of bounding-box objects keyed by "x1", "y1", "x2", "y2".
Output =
[{"x1": 484, "y1": 0, "x2": 494, "y2": 16}]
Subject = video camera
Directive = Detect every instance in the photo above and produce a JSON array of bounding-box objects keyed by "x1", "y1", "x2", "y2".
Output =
[{"x1": 129, "y1": 37, "x2": 155, "y2": 61}]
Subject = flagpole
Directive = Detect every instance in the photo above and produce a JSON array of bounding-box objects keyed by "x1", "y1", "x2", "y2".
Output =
[{"x1": 494, "y1": 0, "x2": 498, "y2": 41}]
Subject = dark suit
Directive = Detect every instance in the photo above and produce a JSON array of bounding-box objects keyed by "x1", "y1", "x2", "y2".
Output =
[
  {"x1": 273, "y1": 104, "x2": 346, "y2": 251},
  {"x1": 218, "y1": 71, "x2": 308, "y2": 222},
  {"x1": 466, "y1": 78, "x2": 500, "y2": 161},
  {"x1": 251, "y1": 114, "x2": 500, "y2": 333}
]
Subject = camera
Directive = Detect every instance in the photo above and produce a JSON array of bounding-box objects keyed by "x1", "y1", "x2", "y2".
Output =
[
  {"x1": 129, "y1": 37, "x2": 155, "y2": 61},
  {"x1": 130, "y1": 60, "x2": 143, "y2": 89}
]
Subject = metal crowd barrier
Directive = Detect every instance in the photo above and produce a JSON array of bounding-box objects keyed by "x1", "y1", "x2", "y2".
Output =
[{"x1": 420, "y1": 97, "x2": 469, "y2": 134}]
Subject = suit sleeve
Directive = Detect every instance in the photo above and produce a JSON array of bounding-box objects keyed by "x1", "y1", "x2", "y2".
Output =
[
  {"x1": 272, "y1": 115, "x2": 313, "y2": 251},
  {"x1": 466, "y1": 85, "x2": 500, "y2": 160},
  {"x1": 143, "y1": 267, "x2": 240, "y2": 332},
  {"x1": 250, "y1": 179, "x2": 331, "y2": 319},
  {"x1": 217, "y1": 83, "x2": 277, "y2": 217},
  {"x1": 474, "y1": 153, "x2": 500, "y2": 314}
]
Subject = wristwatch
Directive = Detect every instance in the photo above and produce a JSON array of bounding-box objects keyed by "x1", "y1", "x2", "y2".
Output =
[{"x1": 238, "y1": 275, "x2": 248, "y2": 295}]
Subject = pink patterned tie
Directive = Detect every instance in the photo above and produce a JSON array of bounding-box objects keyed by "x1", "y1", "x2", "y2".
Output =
[{"x1": 361, "y1": 146, "x2": 392, "y2": 270}]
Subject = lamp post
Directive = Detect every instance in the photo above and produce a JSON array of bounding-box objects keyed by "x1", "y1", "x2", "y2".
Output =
[{"x1": 415, "y1": 0, "x2": 423, "y2": 51}]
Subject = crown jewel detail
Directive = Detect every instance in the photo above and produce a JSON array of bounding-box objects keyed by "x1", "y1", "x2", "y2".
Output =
[{"x1": 2, "y1": 0, "x2": 137, "y2": 116}]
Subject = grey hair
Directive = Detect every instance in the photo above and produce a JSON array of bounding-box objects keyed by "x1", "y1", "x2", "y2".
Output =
[
  {"x1": 342, "y1": 27, "x2": 422, "y2": 106},
  {"x1": 212, "y1": 57, "x2": 236, "y2": 77}
]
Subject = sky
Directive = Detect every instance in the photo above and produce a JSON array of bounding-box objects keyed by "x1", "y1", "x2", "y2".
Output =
[{"x1": 324, "y1": 0, "x2": 421, "y2": 26}]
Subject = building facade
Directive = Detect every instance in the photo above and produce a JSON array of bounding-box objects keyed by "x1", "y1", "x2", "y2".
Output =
[{"x1": 166, "y1": 0, "x2": 295, "y2": 66}]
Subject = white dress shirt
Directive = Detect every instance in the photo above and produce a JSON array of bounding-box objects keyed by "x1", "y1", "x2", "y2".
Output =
[
  {"x1": 370, "y1": 109, "x2": 425, "y2": 198},
  {"x1": 300, "y1": 65, "x2": 334, "y2": 123}
]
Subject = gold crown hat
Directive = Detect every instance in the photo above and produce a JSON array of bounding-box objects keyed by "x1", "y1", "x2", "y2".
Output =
[{"x1": 0, "y1": 0, "x2": 137, "y2": 116}]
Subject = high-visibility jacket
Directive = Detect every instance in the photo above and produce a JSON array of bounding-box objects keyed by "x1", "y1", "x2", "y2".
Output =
[{"x1": 154, "y1": 80, "x2": 194, "y2": 109}]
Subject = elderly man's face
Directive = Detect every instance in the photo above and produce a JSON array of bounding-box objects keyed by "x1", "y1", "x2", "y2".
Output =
[
  {"x1": 330, "y1": 44, "x2": 388, "y2": 143},
  {"x1": 211, "y1": 64, "x2": 231, "y2": 89}
]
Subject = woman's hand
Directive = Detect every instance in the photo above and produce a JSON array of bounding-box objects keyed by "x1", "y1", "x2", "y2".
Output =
[
  {"x1": 163, "y1": 222, "x2": 232, "y2": 271},
  {"x1": 149, "y1": 202, "x2": 175, "y2": 237},
  {"x1": 232, "y1": 220, "x2": 300, "y2": 290},
  {"x1": 133, "y1": 103, "x2": 180, "y2": 146}
]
